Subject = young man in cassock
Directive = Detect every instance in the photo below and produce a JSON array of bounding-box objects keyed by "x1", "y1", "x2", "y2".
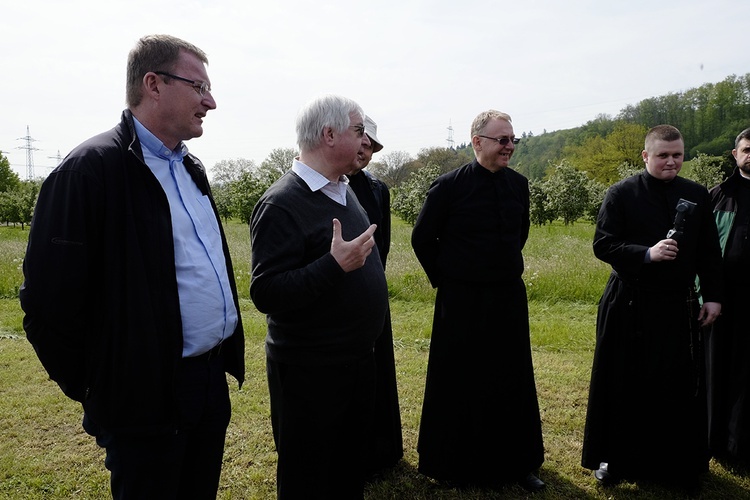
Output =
[{"x1": 582, "y1": 125, "x2": 723, "y2": 493}]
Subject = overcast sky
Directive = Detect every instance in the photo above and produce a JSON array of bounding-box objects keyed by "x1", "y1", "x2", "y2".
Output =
[{"x1": 3, "y1": 0, "x2": 748, "y2": 180}]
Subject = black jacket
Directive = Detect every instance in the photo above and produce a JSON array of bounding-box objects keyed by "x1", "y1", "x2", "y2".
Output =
[{"x1": 20, "y1": 110, "x2": 245, "y2": 435}]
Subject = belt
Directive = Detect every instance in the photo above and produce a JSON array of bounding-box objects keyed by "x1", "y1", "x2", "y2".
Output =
[{"x1": 184, "y1": 341, "x2": 224, "y2": 364}]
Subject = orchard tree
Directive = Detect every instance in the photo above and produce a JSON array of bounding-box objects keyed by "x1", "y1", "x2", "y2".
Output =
[
  {"x1": 392, "y1": 163, "x2": 441, "y2": 225},
  {"x1": 212, "y1": 183, "x2": 233, "y2": 223},
  {"x1": 257, "y1": 148, "x2": 297, "y2": 184},
  {"x1": 685, "y1": 153, "x2": 726, "y2": 189},
  {"x1": 617, "y1": 161, "x2": 643, "y2": 181},
  {"x1": 210, "y1": 158, "x2": 255, "y2": 185},
  {"x1": 368, "y1": 150, "x2": 414, "y2": 188},
  {"x1": 0, "y1": 152, "x2": 21, "y2": 193},
  {"x1": 231, "y1": 171, "x2": 268, "y2": 224},
  {"x1": 529, "y1": 179, "x2": 555, "y2": 226},
  {"x1": 585, "y1": 179, "x2": 608, "y2": 223},
  {"x1": 544, "y1": 160, "x2": 590, "y2": 225},
  {"x1": 0, "y1": 179, "x2": 40, "y2": 228}
]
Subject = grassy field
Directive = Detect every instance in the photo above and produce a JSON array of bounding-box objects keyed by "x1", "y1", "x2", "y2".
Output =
[{"x1": 1, "y1": 218, "x2": 749, "y2": 499}]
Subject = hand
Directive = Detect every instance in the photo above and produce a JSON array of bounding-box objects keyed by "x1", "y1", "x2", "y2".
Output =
[
  {"x1": 330, "y1": 218, "x2": 377, "y2": 272},
  {"x1": 649, "y1": 238, "x2": 679, "y2": 262},
  {"x1": 698, "y1": 301, "x2": 721, "y2": 327}
]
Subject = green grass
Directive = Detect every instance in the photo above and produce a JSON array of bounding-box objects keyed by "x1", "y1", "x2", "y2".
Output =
[{"x1": 1, "y1": 219, "x2": 749, "y2": 499}]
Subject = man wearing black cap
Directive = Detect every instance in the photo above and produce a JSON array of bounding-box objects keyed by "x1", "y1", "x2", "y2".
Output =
[{"x1": 347, "y1": 117, "x2": 404, "y2": 476}]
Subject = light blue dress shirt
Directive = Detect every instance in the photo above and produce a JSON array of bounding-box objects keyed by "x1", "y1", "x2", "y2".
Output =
[{"x1": 134, "y1": 118, "x2": 238, "y2": 357}]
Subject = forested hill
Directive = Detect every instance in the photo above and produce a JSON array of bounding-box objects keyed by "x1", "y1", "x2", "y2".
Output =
[{"x1": 510, "y1": 73, "x2": 750, "y2": 182}]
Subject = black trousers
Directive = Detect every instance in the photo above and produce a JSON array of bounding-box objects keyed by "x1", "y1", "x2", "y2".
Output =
[
  {"x1": 267, "y1": 354, "x2": 376, "y2": 500},
  {"x1": 90, "y1": 351, "x2": 231, "y2": 500}
]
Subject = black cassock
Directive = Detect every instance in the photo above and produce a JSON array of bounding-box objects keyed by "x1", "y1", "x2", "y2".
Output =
[
  {"x1": 347, "y1": 171, "x2": 404, "y2": 472},
  {"x1": 412, "y1": 161, "x2": 544, "y2": 485},
  {"x1": 582, "y1": 170, "x2": 723, "y2": 481}
]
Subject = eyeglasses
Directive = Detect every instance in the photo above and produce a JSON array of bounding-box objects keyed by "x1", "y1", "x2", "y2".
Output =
[
  {"x1": 350, "y1": 124, "x2": 366, "y2": 137},
  {"x1": 154, "y1": 71, "x2": 211, "y2": 97},
  {"x1": 478, "y1": 135, "x2": 520, "y2": 146}
]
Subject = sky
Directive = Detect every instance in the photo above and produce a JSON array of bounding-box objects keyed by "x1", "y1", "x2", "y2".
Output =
[{"x1": 3, "y1": 0, "x2": 748, "y2": 180}]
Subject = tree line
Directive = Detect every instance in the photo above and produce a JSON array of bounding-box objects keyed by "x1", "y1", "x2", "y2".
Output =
[
  {"x1": 0, "y1": 154, "x2": 38, "y2": 229},
  {"x1": 3, "y1": 73, "x2": 745, "y2": 228},
  {"x1": 389, "y1": 74, "x2": 746, "y2": 226}
]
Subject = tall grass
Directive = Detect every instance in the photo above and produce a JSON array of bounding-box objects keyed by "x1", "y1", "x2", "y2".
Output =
[
  {"x1": 1, "y1": 218, "x2": 748, "y2": 499},
  {"x1": 0, "y1": 226, "x2": 27, "y2": 299},
  {"x1": 523, "y1": 222, "x2": 610, "y2": 303}
]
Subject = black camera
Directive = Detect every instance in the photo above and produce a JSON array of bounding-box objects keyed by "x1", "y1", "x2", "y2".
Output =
[{"x1": 666, "y1": 198, "x2": 697, "y2": 242}]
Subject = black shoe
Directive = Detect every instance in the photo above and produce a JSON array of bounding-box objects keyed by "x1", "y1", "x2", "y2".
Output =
[
  {"x1": 594, "y1": 462, "x2": 620, "y2": 486},
  {"x1": 518, "y1": 473, "x2": 546, "y2": 493}
]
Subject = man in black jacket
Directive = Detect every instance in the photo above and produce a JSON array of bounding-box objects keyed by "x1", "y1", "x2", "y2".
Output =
[
  {"x1": 20, "y1": 34, "x2": 244, "y2": 500},
  {"x1": 707, "y1": 127, "x2": 750, "y2": 467}
]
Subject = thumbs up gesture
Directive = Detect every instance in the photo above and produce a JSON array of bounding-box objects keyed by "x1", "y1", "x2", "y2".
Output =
[{"x1": 330, "y1": 218, "x2": 377, "y2": 272}]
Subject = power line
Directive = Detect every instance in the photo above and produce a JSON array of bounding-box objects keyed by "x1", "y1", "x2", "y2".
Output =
[
  {"x1": 48, "y1": 150, "x2": 63, "y2": 168},
  {"x1": 17, "y1": 126, "x2": 40, "y2": 180}
]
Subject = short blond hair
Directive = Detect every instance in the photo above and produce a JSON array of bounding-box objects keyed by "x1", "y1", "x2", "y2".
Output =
[{"x1": 471, "y1": 110, "x2": 512, "y2": 137}]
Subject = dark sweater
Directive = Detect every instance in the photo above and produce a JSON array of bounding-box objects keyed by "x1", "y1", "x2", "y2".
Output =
[{"x1": 250, "y1": 171, "x2": 388, "y2": 366}]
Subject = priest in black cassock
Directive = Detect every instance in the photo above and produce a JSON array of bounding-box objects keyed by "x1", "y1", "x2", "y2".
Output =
[
  {"x1": 346, "y1": 116, "x2": 404, "y2": 475},
  {"x1": 411, "y1": 110, "x2": 545, "y2": 493},
  {"x1": 582, "y1": 125, "x2": 723, "y2": 492}
]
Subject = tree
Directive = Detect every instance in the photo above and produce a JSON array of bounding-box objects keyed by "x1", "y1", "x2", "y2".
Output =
[
  {"x1": 607, "y1": 123, "x2": 648, "y2": 172},
  {"x1": 617, "y1": 161, "x2": 643, "y2": 181},
  {"x1": 231, "y1": 170, "x2": 268, "y2": 224},
  {"x1": 544, "y1": 160, "x2": 590, "y2": 225},
  {"x1": 0, "y1": 152, "x2": 21, "y2": 193},
  {"x1": 212, "y1": 183, "x2": 234, "y2": 223},
  {"x1": 257, "y1": 148, "x2": 297, "y2": 185},
  {"x1": 368, "y1": 150, "x2": 414, "y2": 188},
  {"x1": 210, "y1": 158, "x2": 255, "y2": 185},
  {"x1": 0, "y1": 179, "x2": 40, "y2": 229},
  {"x1": 391, "y1": 163, "x2": 442, "y2": 225},
  {"x1": 411, "y1": 147, "x2": 472, "y2": 176},
  {"x1": 565, "y1": 122, "x2": 646, "y2": 185},
  {"x1": 529, "y1": 179, "x2": 555, "y2": 226},
  {"x1": 684, "y1": 153, "x2": 726, "y2": 189},
  {"x1": 229, "y1": 148, "x2": 297, "y2": 222},
  {"x1": 585, "y1": 179, "x2": 608, "y2": 224},
  {"x1": 511, "y1": 128, "x2": 575, "y2": 181}
]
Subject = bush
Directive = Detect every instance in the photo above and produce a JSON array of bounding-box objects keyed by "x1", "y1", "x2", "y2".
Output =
[{"x1": 391, "y1": 163, "x2": 442, "y2": 225}]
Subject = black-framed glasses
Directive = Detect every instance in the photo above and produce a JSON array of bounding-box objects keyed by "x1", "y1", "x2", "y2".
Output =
[
  {"x1": 478, "y1": 135, "x2": 520, "y2": 146},
  {"x1": 154, "y1": 71, "x2": 211, "y2": 97},
  {"x1": 350, "y1": 124, "x2": 365, "y2": 137}
]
